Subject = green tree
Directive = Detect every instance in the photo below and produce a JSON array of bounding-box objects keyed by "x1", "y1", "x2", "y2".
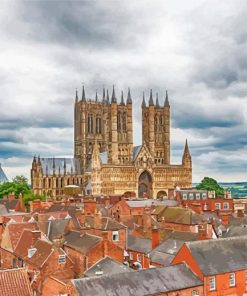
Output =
[
  {"x1": 196, "y1": 177, "x2": 225, "y2": 196},
  {"x1": 0, "y1": 175, "x2": 31, "y2": 198},
  {"x1": 22, "y1": 192, "x2": 46, "y2": 211}
]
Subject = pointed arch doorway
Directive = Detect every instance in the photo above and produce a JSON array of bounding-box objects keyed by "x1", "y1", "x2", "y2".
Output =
[{"x1": 138, "y1": 170, "x2": 152, "y2": 198}]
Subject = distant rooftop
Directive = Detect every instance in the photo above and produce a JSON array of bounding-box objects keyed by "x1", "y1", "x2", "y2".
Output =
[{"x1": 0, "y1": 163, "x2": 8, "y2": 183}]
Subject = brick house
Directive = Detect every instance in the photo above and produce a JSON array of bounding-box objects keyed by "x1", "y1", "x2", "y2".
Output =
[
  {"x1": 63, "y1": 230, "x2": 124, "y2": 277},
  {"x1": 0, "y1": 192, "x2": 26, "y2": 212},
  {"x1": 172, "y1": 236, "x2": 247, "y2": 295}
]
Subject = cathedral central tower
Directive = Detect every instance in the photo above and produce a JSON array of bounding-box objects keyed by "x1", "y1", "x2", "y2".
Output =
[{"x1": 74, "y1": 86, "x2": 133, "y2": 170}]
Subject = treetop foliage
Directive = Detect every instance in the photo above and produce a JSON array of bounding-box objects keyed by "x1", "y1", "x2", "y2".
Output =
[{"x1": 196, "y1": 177, "x2": 225, "y2": 196}]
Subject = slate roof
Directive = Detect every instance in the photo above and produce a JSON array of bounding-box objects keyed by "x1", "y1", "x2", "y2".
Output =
[
  {"x1": 133, "y1": 145, "x2": 142, "y2": 160},
  {"x1": 222, "y1": 226, "x2": 247, "y2": 238},
  {"x1": 0, "y1": 268, "x2": 32, "y2": 296},
  {"x1": 127, "y1": 234, "x2": 152, "y2": 254},
  {"x1": 150, "y1": 251, "x2": 175, "y2": 266},
  {"x1": 72, "y1": 263, "x2": 202, "y2": 296},
  {"x1": 0, "y1": 164, "x2": 8, "y2": 183},
  {"x1": 84, "y1": 256, "x2": 133, "y2": 277},
  {"x1": 45, "y1": 219, "x2": 70, "y2": 240},
  {"x1": 64, "y1": 231, "x2": 102, "y2": 254},
  {"x1": 186, "y1": 236, "x2": 247, "y2": 275},
  {"x1": 83, "y1": 216, "x2": 126, "y2": 231},
  {"x1": 126, "y1": 199, "x2": 177, "y2": 208},
  {"x1": 0, "y1": 204, "x2": 9, "y2": 215},
  {"x1": 40, "y1": 157, "x2": 82, "y2": 176},
  {"x1": 158, "y1": 207, "x2": 202, "y2": 225},
  {"x1": 0, "y1": 199, "x2": 19, "y2": 211}
]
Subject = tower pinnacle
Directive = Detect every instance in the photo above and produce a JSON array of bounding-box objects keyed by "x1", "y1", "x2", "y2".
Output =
[
  {"x1": 111, "y1": 85, "x2": 117, "y2": 103},
  {"x1": 127, "y1": 88, "x2": 132, "y2": 104},
  {"x1": 164, "y1": 90, "x2": 170, "y2": 107},
  {"x1": 149, "y1": 89, "x2": 154, "y2": 106}
]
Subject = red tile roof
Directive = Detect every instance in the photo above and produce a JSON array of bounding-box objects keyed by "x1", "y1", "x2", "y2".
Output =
[
  {"x1": 0, "y1": 268, "x2": 32, "y2": 296},
  {"x1": 8, "y1": 222, "x2": 38, "y2": 250}
]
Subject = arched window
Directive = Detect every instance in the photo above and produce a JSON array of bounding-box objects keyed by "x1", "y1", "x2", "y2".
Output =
[
  {"x1": 87, "y1": 114, "x2": 93, "y2": 133},
  {"x1": 122, "y1": 112, "x2": 127, "y2": 131},
  {"x1": 96, "y1": 115, "x2": 101, "y2": 134},
  {"x1": 117, "y1": 111, "x2": 121, "y2": 131}
]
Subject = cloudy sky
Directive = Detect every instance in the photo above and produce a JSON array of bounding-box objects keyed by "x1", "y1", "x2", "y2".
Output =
[{"x1": 1, "y1": 0, "x2": 247, "y2": 182}]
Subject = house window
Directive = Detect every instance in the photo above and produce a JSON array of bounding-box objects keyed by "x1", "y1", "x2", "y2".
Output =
[
  {"x1": 229, "y1": 273, "x2": 235, "y2": 287},
  {"x1": 196, "y1": 193, "x2": 200, "y2": 200},
  {"x1": 215, "y1": 203, "x2": 221, "y2": 210},
  {"x1": 112, "y1": 231, "x2": 119, "y2": 241},
  {"x1": 209, "y1": 276, "x2": 216, "y2": 291},
  {"x1": 137, "y1": 254, "x2": 142, "y2": 262},
  {"x1": 191, "y1": 290, "x2": 199, "y2": 296},
  {"x1": 58, "y1": 254, "x2": 66, "y2": 264},
  {"x1": 189, "y1": 193, "x2": 194, "y2": 200},
  {"x1": 129, "y1": 252, "x2": 133, "y2": 260},
  {"x1": 223, "y1": 202, "x2": 229, "y2": 209},
  {"x1": 182, "y1": 194, "x2": 187, "y2": 200},
  {"x1": 202, "y1": 193, "x2": 207, "y2": 199}
]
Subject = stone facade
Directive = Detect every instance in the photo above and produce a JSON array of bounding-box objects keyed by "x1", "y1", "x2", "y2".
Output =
[{"x1": 31, "y1": 86, "x2": 192, "y2": 197}]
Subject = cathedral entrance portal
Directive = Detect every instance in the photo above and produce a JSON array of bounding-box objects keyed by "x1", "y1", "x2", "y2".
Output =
[{"x1": 138, "y1": 171, "x2": 152, "y2": 198}]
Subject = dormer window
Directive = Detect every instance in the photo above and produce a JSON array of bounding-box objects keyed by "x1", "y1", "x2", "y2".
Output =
[
  {"x1": 112, "y1": 231, "x2": 119, "y2": 241},
  {"x1": 28, "y1": 248, "x2": 37, "y2": 258},
  {"x1": 58, "y1": 254, "x2": 66, "y2": 264}
]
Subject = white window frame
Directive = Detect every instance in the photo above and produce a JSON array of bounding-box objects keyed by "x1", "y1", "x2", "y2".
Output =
[
  {"x1": 202, "y1": 193, "x2": 207, "y2": 199},
  {"x1": 129, "y1": 252, "x2": 133, "y2": 260},
  {"x1": 182, "y1": 194, "x2": 187, "y2": 200},
  {"x1": 196, "y1": 193, "x2": 200, "y2": 200},
  {"x1": 58, "y1": 254, "x2": 66, "y2": 264},
  {"x1": 137, "y1": 254, "x2": 142, "y2": 263},
  {"x1": 191, "y1": 290, "x2": 199, "y2": 296},
  {"x1": 112, "y1": 231, "x2": 119, "y2": 241},
  {"x1": 229, "y1": 272, "x2": 235, "y2": 287},
  {"x1": 215, "y1": 203, "x2": 221, "y2": 210},
  {"x1": 209, "y1": 276, "x2": 216, "y2": 291},
  {"x1": 189, "y1": 193, "x2": 194, "y2": 200},
  {"x1": 223, "y1": 202, "x2": 229, "y2": 209}
]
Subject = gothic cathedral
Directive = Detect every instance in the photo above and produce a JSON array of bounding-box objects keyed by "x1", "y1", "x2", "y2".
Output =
[{"x1": 31, "y1": 86, "x2": 192, "y2": 198}]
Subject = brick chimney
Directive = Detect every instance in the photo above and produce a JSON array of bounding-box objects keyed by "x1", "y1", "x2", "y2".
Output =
[
  {"x1": 198, "y1": 223, "x2": 208, "y2": 240},
  {"x1": 84, "y1": 199, "x2": 96, "y2": 215},
  {"x1": 151, "y1": 226, "x2": 159, "y2": 249},
  {"x1": 102, "y1": 231, "x2": 108, "y2": 257},
  {"x1": 31, "y1": 230, "x2": 41, "y2": 247},
  {"x1": 143, "y1": 206, "x2": 151, "y2": 230}
]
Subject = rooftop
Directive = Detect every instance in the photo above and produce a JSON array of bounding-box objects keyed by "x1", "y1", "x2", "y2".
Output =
[
  {"x1": 186, "y1": 236, "x2": 247, "y2": 275},
  {"x1": 72, "y1": 263, "x2": 202, "y2": 296}
]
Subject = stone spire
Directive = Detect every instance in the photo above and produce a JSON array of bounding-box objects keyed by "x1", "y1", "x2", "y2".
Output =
[
  {"x1": 156, "y1": 93, "x2": 159, "y2": 107},
  {"x1": 111, "y1": 85, "x2": 117, "y2": 103},
  {"x1": 120, "y1": 91, "x2": 125, "y2": 105},
  {"x1": 75, "y1": 88, "x2": 78, "y2": 103},
  {"x1": 52, "y1": 157, "x2": 56, "y2": 175},
  {"x1": 82, "y1": 85, "x2": 86, "y2": 102},
  {"x1": 142, "y1": 92, "x2": 146, "y2": 108},
  {"x1": 182, "y1": 139, "x2": 192, "y2": 168},
  {"x1": 149, "y1": 89, "x2": 154, "y2": 106},
  {"x1": 106, "y1": 89, "x2": 110, "y2": 104},
  {"x1": 127, "y1": 88, "x2": 132, "y2": 104},
  {"x1": 95, "y1": 90, "x2": 98, "y2": 102},
  {"x1": 164, "y1": 90, "x2": 170, "y2": 107},
  {"x1": 102, "y1": 87, "x2": 106, "y2": 102}
]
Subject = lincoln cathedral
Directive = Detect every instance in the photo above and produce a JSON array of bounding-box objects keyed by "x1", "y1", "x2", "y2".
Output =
[{"x1": 31, "y1": 86, "x2": 192, "y2": 198}]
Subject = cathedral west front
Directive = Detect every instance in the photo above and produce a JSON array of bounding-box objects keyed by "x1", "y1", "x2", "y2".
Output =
[{"x1": 31, "y1": 86, "x2": 192, "y2": 198}]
